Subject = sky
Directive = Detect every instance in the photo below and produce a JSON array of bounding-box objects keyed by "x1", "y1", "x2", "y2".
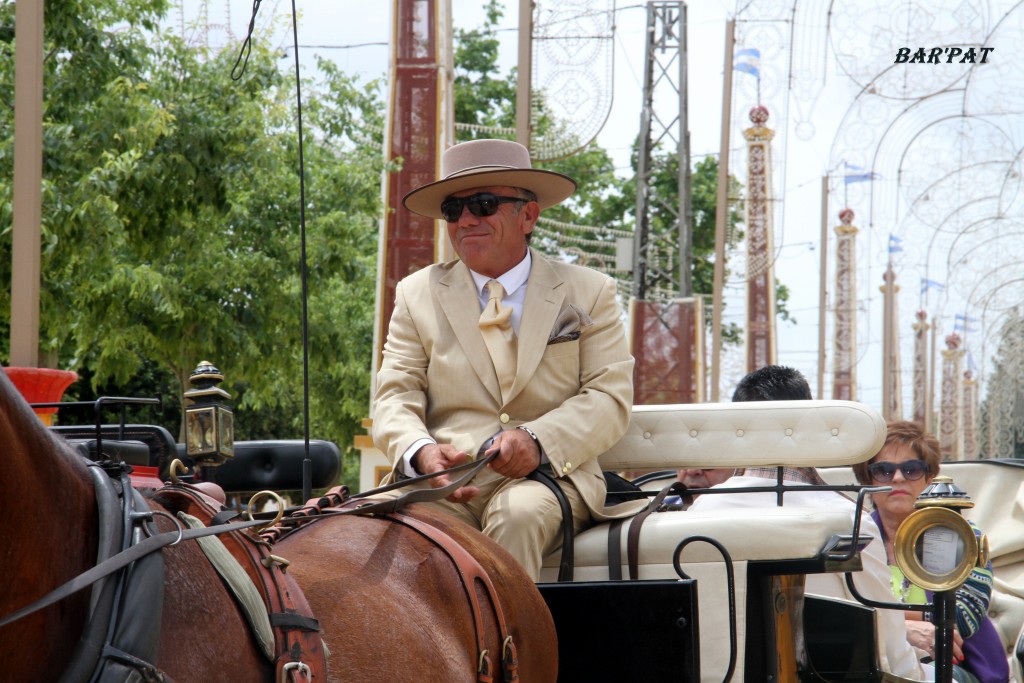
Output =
[{"x1": 176, "y1": 0, "x2": 1020, "y2": 417}]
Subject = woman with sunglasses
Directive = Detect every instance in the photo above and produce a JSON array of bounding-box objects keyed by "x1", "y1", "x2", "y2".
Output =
[{"x1": 853, "y1": 420, "x2": 1008, "y2": 683}]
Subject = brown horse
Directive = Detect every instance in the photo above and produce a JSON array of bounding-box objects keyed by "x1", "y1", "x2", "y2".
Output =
[{"x1": 0, "y1": 369, "x2": 557, "y2": 682}]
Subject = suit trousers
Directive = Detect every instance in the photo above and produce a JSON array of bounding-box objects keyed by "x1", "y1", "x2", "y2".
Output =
[{"x1": 378, "y1": 466, "x2": 592, "y2": 580}]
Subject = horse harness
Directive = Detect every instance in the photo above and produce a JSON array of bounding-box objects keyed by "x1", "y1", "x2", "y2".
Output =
[
  {"x1": 0, "y1": 460, "x2": 324, "y2": 683},
  {"x1": 151, "y1": 483, "x2": 327, "y2": 683},
  {"x1": 262, "y1": 484, "x2": 521, "y2": 683}
]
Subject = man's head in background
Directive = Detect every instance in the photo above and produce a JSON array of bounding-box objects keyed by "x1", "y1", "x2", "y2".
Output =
[
  {"x1": 676, "y1": 365, "x2": 817, "y2": 491},
  {"x1": 732, "y1": 364, "x2": 820, "y2": 483},
  {"x1": 732, "y1": 365, "x2": 813, "y2": 402}
]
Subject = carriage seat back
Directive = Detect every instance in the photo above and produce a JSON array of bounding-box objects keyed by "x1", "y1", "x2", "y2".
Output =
[
  {"x1": 178, "y1": 440, "x2": 342, "y2": 493},
  {"x1": 51, "y1": 424, "x2": 342, "y2": 494},
  {"x1": 544, "y1": 399, "x2": 886, "y2": 579},
  {"x1": 597, "y1": 399, "x2": 886, "y2": 472},
  {"x1": 62, "y1": 438, "x2": 153, "y2": 467},
  {"x1": 51, "y1": 424, "x2": 178, "y2": 471}
]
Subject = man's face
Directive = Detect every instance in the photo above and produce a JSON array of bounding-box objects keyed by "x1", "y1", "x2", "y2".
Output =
[
  {"x1": 677, "y1": 468, "x2": 735, "y2": 489},
  {"x1": 444, "y1": 185, "x2": 538, "y2": 278}
]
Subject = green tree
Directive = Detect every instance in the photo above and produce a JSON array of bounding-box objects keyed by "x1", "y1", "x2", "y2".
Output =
[
  {"x1": 453, "y1": 0, "x2": 516, "y2": 131},
  {"x1": 0, "y1": 3, "x2": 387, "y2": 488}
]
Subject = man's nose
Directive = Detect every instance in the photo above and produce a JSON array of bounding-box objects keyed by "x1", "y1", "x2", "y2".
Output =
[{"x1": 456, "y1": 205, "x2": 479, "y2": 224}]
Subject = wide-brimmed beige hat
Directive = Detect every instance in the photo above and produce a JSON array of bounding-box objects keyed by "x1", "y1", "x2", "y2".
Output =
[{"x1": 402, "y1": 139, "x2": 577, "y2": 219}]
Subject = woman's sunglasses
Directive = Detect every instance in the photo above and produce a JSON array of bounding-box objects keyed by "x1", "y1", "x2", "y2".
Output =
[
  {"x1": 440, "y1": 193, "x2": 527, "y2": 223},
  {"x1": 868, "y1": 459, "x2": 928, "y2": 483}
]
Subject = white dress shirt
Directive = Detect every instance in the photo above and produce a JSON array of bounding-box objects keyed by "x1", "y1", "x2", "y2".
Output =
[{"x1": 399, "y1": 251, "x2": 533, "y2": 476}]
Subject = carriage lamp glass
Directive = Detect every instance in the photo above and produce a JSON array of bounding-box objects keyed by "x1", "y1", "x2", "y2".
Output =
[
  {"x1": 184, "y1": 360, "x2": 235, "y2": 466},
  {"x1": 893, "y1": 496, "x2": 979, "y2": 592}
]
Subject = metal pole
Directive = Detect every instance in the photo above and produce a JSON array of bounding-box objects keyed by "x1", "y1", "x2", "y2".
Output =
[
  {"x1": 711, "y1": 18, "x2": 734, "y2": 401},
  {"x1": 928, "y1": 318, "x2": 937, "y2": 433},
  {"x1": 818, "y1": 176, "x2": 828, "y2": 399},
  {"x1": 632, "y1": 3, "x2": 657, "y2": 302},
  {"x1": 11, "y1": 0, "x2": 44, "y2": 367},
  {"x1": 677, "y1": 3, "x2": 692, "y2": 298},
  {"x1": 933, "y1": 590, "x2": 956, "y2": 683},
  {"x1": 882, "y1": 266, "x2": 893, "y2": 419},
  {"x1": 515, "y1": 0, "x2": 533, "y2": 148}
]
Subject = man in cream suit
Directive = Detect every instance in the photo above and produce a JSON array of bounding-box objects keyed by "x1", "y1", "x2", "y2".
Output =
[{"x1": 372, "y1": 139, "x2": 645, "y2": 579}]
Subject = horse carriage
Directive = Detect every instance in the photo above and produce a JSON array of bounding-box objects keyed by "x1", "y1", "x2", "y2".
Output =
[{"x1": 2, "y1": 367, "x2": 1023, "y2": 682}]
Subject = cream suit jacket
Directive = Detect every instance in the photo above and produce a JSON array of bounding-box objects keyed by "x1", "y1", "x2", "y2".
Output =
[{"x1": 372, "y1": 249, "x2": 646, "y2": 521}]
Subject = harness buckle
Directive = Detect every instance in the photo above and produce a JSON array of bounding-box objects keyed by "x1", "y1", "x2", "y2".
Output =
[{"x1": 280, "y1": 661, "x2": 312, "y2": 682}]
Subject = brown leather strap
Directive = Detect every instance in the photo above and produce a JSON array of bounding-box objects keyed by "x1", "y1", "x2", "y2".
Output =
[
  {"x1": 607, "y1": 519, "x2": 625, "y2": 581},
  {"x1": 627, "y1": 481, "x2": 688, "y2": 580},
  {"x1": 386, "y1": 512, "x2": 519, "y2": 683}
]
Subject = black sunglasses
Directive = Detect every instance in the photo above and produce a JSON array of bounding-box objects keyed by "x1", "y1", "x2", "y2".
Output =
[
  {"x1": 440, "y1": 193, "x2": 527, "y2": 223},
  {"x1": 868, "y1": 459, "x2": 928, "y2": 483}
]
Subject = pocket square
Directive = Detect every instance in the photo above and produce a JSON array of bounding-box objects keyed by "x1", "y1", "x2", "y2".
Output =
[
  {"x1": 547, "y1": 331, "x2": 580, "y2": 345},
  {"x1": 549, "y1": 304, "x2": 592, "y2": 344}
]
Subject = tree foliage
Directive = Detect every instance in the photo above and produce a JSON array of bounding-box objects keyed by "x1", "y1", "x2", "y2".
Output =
[{"x1": 0, "y1": 2, "x2": 387, "y2": 488}]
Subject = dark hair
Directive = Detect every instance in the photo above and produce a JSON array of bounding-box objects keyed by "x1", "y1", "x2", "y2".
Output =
[
  {"x1": 853, "y1": 419, "x2": 941, "y2": 485},
  {"x1": 731, "y1": 365, "x2": 812, "y2": 403}
]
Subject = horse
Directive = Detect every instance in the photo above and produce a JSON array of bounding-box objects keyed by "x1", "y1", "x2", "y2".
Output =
[{"x1": 0, "y1": 369, "x2": 558, "y2": 682}]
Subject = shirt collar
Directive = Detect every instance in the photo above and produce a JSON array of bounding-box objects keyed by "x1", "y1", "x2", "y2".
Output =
[{"x1": 469, "y1": 249, "x2": 532, "y2": 298}]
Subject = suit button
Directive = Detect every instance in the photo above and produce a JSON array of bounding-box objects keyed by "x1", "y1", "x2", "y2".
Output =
[
  {"x1": 499, "y1": 413, "x2": 510, "y2": 424},
  {"x1": 562, "y1": 462, "x2": 572, "y2": 474}
]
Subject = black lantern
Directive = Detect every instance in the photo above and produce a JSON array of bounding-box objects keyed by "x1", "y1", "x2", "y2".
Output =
[{"x1": 183, "y1": 360, "x2": 235, "y2": 466}]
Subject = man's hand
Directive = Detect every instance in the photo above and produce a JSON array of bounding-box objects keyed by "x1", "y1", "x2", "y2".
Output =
[
  {"x1": 412, "y1": 443, "x2": 479, "y2": 503},
  {"x1": 904, "y1": 617, "x2": 964, "y2": 662},
  {"x1": 485, "y1": 429, "x2": 541, "y2": 479}
]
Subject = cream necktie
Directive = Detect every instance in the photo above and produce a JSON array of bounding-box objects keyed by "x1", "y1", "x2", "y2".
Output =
[{"x1": 479, "y1": 280, "x2": 517, "y2": 402}]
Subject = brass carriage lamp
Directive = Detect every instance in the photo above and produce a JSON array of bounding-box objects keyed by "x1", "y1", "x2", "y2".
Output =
[
  {"x1": 894, "y1": 476, "x2": 986, "y2": 683},
  {"x1": 183, "y1": 360, "x2": 235, "y2": 467}
]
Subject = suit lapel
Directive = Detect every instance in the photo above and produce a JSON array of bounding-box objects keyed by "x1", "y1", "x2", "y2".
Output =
[
  {"x1": 509, "y1": 250, "x2": 565, "y2": 401},
  {"x1": 437, "y1": 262, "x2": 503, "y2": 402}
]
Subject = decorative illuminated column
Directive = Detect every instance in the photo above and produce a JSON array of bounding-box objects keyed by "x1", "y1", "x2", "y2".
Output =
[
  {"x1": 912, "y1": 310, "x2": 930, "y2": 428},
  {"x1": 880, "y1": 268, "x2": 902, "y2": 419},
  {"x1": 743, "y1": 105, "x2": 777, "y2": 372},
  {"x1": 373, "y1": 0, "x2": 454, "y2": 381},
  {"x1": 362, "y1": 0, "x2": 454, "y2": 493},
  {"x1": 832, "y1": 208, "x2": 858, "y2": 401},
  {"x1": 962, "y1": 370, "x2": 978, "y2": 460},
  {"x1": 939, "y1": 332, "x2": 965, "y2": 460}
]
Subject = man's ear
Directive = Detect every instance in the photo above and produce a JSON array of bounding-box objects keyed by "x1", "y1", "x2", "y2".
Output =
[{"x1": 519, "y1": 200, "x2": 540, "y2": 229}]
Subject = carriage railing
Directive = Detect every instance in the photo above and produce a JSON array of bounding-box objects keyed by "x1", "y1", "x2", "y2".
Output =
[{"x1": 33, "y1": 396, "x2": 163, "y2": 461}]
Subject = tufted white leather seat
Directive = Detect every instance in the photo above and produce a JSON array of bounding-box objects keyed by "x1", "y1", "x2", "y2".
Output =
[{"x1": 596, "y1": 399, "x2": 886, "y2": 472}]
